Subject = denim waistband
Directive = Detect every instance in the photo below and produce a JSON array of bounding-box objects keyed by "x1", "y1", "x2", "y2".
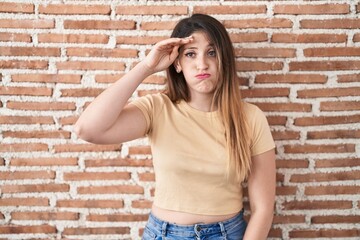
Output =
[{"x1": 147, "y1": 209, "x2": 245, "y2": 238}]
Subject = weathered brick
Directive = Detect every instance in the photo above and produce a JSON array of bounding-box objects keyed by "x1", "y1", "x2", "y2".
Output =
[
  {"x1": 255, "y1": 74, "x2": 327, "y2": 84},
  {"x1": 284, "y1": 144, "x2": 355, "y2": 154},
  {"x1": 139, "y1": 172, "x2": 155, "y2": 182},
  {"x1": 39, "y1": 4, "x2": 110, "y2": 15},
  {"x1": 54, "y1": 144, "x2": 121, "y2": 153},
  {"x1": 223, "y1": 18, "x2": 293, "y2": 29},
  {"x1": 132, "y1": 200, "x2": 152, "y2": 209},
  {"x1": 315, "y1": 158, "x2": 360, "y2": 168},
  {"x1": 85, "y1": 158, "x2": 153, "y2": 168},
  {"x1": 272, "y1": 131, "x2": 300, "y2": 141},
  {"x1": 294, "y1": 115, "x2": 360, "y2": 126},
  {"x1": 0, "y1": 116, "x2": 54, "y2": 124},
  {"x1": 0, "y1": 47, "x2": 60, "y2": 57},
  {"x1": 77, "y1": 185, "x2": 143, "y2": 194},
  {"x1": 3, "y1": 130, "x2": 71, "y2": 139},
  {"x1": 12, "y1": 74, "x2": 82, "y2": 83},
  {"x1": 63, "y1": 172, "x2": 131, "y2": 181},
  {"x1": 193, "y1": 5, "x2": 266, "y2": 14},
  {"x1": 2, "y1": 184, "x2": 69, "y2": 193},
  {"x1": 291, "y1": 171, "x2": 360, "y2": 182},
  {"x1": 305, "y1": 185, "x2": 360, "y2": 195},
  {"x1": 57, "y1": 61, "x2": 125, "y2": 71},
  {"x1": 10, "y1": 157, "x2": 78, "y2": 166},
  {"x1": 308, "y1": 129, "x2": 360, "y2": 139},
  {"x1": 11, "y1": 211, "x2": 79, "y2": 221},
  {"x1": 66, "y1": 47, "x2": 138, "y2": 58},
  {"x1": 274, "y1": 4, "x2": 349, "y2": 15},
  {"x1": 276, "y1": 159, "x2": 309, "y2": 169},
  {"x1": 235, "y1": 48, "x2": 296, "y2": 58},
  {"x1": 0, "y1": 2, "x2": 34, "y2": 13},
  {"x1": 0, "y1": 60, "x2": 48, "y2": 69},
  {"x1": 128, "y1": 146, "x2": 152, "y2": 155},
  {"x1": 64, "y1": 20, "x2": 135, "y2": 30},
  {"x1": 0, "y1": 225, "x2": 56, "y2": 234},
  {"x1": 7, "y1": 101, "x2": 76, "y2": 111},
  {"x1": 87, "y1": 213, "x2": 148, "y2": 222},
  {"x1": 116, "y1": 35, "x2": 166, "y2": 45},
  {"x1": 283, "y1": 200, "x2": 353, "y2": 210},
  {"x1": 63, "y1": 227, "x2": 130, "y2": 235},
  {"x1": 289, "y1": 229, "x2": 360, "y2": 238},
  {"x1": 304, "y1": 47, "x2": 360, "y2": 57},
  {"x1": 0, "y1": 19, "x2": 54, "y2": 29},
  {"x1": 320, "y1": 101, "x2": 360, "y2": 111},
  {"x1": 0, "y1": 33, "x2": 31, "y2": 42},
  {"x1": 0, "y1": 198, "x2": 49, "y2": 206},
  {"x1": 116, "y1": 5, "x2": 187, "y2": 15},
  {"x1": 290, "y1": 61, "x2": 360, "y2": 71},
  {"x1": 0, "y1": 171, "x2": 54, "y2": 180},
  {"x1": 253, "y1": 102, "x2": 312, "y2": 112},
  {"x1": 236, "y1": 61, "x2": 283, "y2": 71},
  {"x1": 297, "y1": 87, "x2": 360, "y2": 98},
  {"x1": 0, "y1": 143, "x2": 49, "y2": 152},
  {"x1": 311, "y1": 215, "x2": 360, "y2": 224},
  {"x1": 57, "y1": 199, "x2": 124, "y2": 209},
  {"x1": 301, "y1": 19, "x2": 360, "y2": 29},
  {"x1": 140, "y1": 21, "x2": 177, "y2": 30},
  {"x1": 271, "y1": 33, "x2": 347, "y2": 43},
  {"x1": 242, "y1": 88, "x2": 289, "y2": 98},
  {"x1": 38, "y1": 33, "x2": 109, "y2": 44},
  {"x1": 230, "y1": 32, "x2": 268, "y2": 43},
  {"x1": 337, "y1": 74, "x2": 360, "y2": 82}
]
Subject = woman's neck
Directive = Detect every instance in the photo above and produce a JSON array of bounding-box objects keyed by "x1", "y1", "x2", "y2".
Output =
[{"x1": 187, "y1": 94, "x2": 216, "y2": 112}]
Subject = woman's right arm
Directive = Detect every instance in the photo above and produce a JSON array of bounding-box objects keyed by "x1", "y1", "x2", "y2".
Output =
[{"x1": 74, "y1": 37, "x2": 193, "y2": 144}]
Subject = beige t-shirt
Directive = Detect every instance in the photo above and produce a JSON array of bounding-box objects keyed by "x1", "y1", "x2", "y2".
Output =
[{"x1": 131, "y1": 93, "x2": 275, "y2": 215}]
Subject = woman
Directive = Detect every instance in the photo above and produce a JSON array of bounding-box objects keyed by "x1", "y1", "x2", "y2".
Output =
[{"x1": 74, "y1": 14, "x2": 276, "y2": 240}]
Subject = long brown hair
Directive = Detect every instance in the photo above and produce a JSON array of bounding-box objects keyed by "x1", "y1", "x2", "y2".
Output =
[{"x1": 166, "y1": 14, "x2": 251, "y2": 181}]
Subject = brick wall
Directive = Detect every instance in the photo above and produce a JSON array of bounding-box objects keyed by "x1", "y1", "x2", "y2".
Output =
[{"x1": 0, "y1": 0, "x2": 359, "y2": 239}]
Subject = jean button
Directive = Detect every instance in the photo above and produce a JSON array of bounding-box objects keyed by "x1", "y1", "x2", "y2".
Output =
[{"x1": 196, "y1": 225, "x2": 201, "y2": 231}]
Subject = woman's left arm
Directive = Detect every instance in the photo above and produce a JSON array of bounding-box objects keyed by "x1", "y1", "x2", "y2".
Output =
[{"x1": 243, "y1": 149, "x2": 276, "y2": 240}]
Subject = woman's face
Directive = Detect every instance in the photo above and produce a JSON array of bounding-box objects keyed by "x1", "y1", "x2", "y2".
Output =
[{"x1": 175, "y1": 31, "x2": 219, "y2": 99}]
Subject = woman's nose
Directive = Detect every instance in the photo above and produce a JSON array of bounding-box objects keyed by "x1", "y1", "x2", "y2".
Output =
[{"x1": 196, "y1": 55, "x2": 209, "y2": 70}]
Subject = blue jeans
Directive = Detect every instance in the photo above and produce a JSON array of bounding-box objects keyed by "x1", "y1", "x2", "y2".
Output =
[{"x1": 142, "y1": 209, "x2": 247, "y2": 240}]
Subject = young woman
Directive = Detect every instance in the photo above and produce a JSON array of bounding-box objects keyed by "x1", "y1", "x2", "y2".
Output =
[{"x1": 74, "y1": 14, "x2": 276, "y2": 240}]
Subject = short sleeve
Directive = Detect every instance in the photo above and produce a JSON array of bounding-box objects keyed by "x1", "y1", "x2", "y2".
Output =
[
  {"x1": 129, "y1": 94, "x2": 154, "y2": 134},
  {"x1": 248, "y1": 105, "x2": 275, "y2": 156}
]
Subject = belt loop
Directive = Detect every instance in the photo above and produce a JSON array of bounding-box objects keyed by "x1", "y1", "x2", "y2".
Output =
[
  {"x1": 161, "y1": 222, "x2": 167, "y2": 238},
  {"x1": 219, "y1": 222, "x2": 227, "y2": 240}
]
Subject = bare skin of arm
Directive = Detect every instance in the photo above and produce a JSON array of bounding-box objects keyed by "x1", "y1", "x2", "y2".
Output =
[
  {"x1": 74, "y1": 37, "x2": 193, "y2": 144},
  {"x1": 244, "y1": 149, "x2": 276, "y2": 240}
]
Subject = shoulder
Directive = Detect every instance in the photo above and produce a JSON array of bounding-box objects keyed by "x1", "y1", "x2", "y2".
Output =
[{"x1": 242, "y1": 101, "x2": 264, "y2": 120}]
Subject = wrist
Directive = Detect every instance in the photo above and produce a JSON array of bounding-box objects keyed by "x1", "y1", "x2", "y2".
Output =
[{"x1": 137, "y1": 60, "x2": 155, "y2": 77}]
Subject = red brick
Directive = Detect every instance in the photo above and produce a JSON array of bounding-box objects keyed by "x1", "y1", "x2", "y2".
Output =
[
  {"x1": 85, "y1": 158, "x2": 152, "y2": 168},
  {"x1": 290, "y1": 61, "x2": 360, "y2": 71},
  {"x1": 276, "y1": 186, "x2": 297, "y2": 196},
  {"x1": 230, "y1": 32, "x2": 268, "y2": 43},
  {"x1": 1, "y1": 184, "x2": 69, "y2": 193},
  {"x1": 63, "y1": 227, "x2": 130, "y2": 235},
  {"x1": 0, "y1": 47, "x2": 60, "y2": 57},
  {"x1": 12, "y1": 211, "x2": 78, "y2": 221},
  {"x1": 116, "y1": 5, "x2": 187, "y2": 15},
  {"x1": 0, "y1": 19, "x2": 54, "y2": 29},
  {"x1": 0, "y1": 198, "x2": 49, "y2": 206},
  {"x1": 289, "y1": 229, "x2": 360, "y2": 238},
  {"x1": 0, "y1": 116, "x2": 54, "y2": 124},
  {"x1": 268, "y1": 228, "x2": 282, "y2": 238},
  {"x1": 59, "y1": 116, "x2": 78, "y2": 125},
  {"x1": 273, "y1": 215, "x2": 306, "y2": 224},
  {"x1": 57, "y1": 61, "x2": 125, "y2": 71},
  {"x1": 87, "y1": 213, "x2": 148, "y2": 222},
  {"x1": 242, "y1": 88, "x2": 289, "y2": 98},
  {"x1": 254, "y1": 102, "x2": 312, "y2": 112},
  {"x1": 95, "y1": 74, "x2": 164, "y2": 85},
  {"x1": 0, "y1": 33, "x2": 31, "y2": 42},
  {"x1": 39, "y1": 4, "x2": 110, "y2": 15},
  {"x1": 315, "y1": 158, "x2": 360, "y2": 168},
  {"x1": 354, "y1": 33, "x2": 360, "y2": 42},
  {"x1": 38, "y1": 33, "x2": 109, "y2": 44},
  {"x1": 77, "y1": 185, "x2": 143, "y2": 194},
  {"x1": 7, "y1": 101, "x2": 76, "y2": 111},
  {"x1": 274, "y1": 4, "x2": 349, "y2": 15},
  {"x1": 116, "y1": 35, "x2": 166, "y2": 45},
  {"x1": 0, "y1": 225, "x2": 55, "y2": 234},
  {"x1": 0, "y1": 171, "x2": 54, "y2": 180},
  {"x1": 194, "y1": 5, "x2": 266, "y2": 14},
  {"x1": 236, "y1": 61, "x2": 283, "y2": 71},
  {"x1": 256, "y1": 74, "x2": 327, "y2": 84},
  {"x1": 338, "y1": 74, "x2": 360, "y2": 82},
  {"x1": 132, "y1": 200, "x2": 152, "y2": 209},
  {"x1": 283, "y1": 200, "x2": 352, "y2": 210},
  {"x1": 267, "y1": 116, "x2": 287, "y2": 126},
  {"x1": 308, "y1": 129, "x2": 360, "y2": 139},
  {"x1": 64, "y1": 20, "x2": 135, "y2": 30},
  {"x1": 54, "y1": 144, "x2": 121, "y2": 153},
  {"x1": 291, "y1": 171, "x2": 360, "y2": 182},
  {"x1": 320, "y1": 101, "x2": 360, "y2": 111},
  {"x1": 0, "y1": 86, "x2": 52, "y2": 96},
  {"x1": 57, "y1": 199, "x2": 124, "y2": 209},
  {"x1": 0, "y1": 143, "x2": 48, "y2": 152},
  {"x1": 128, "y1": 146, "x2": 152, "y2": 155},
  {"x1": 3, "y1": 130, "x2": 71, "y2": 139},
  {"x1": 304, "y1": 47, "x2": 360, "y2": 57},
  {"x1": 294, "y1": 115, "x2": 360, "y2": 126},
  {"x1": 61, "y1": 88, "x2": 104, "y2": 97},
  {"x1": 284, "y1": 144, "x2": 355, "y2": 154},
  {"x1": 63, "y1": 172, "x2": 131, "y2": 181},
  {"x1": 311, "y1": 215, "x2": 360, "y2": 224},
  {"x1": 305, "y1": 186, "x2": 360, "y2": 195},
  {"x1": 0, "y1": 2, "x2": 34, "y2": 13},
  {"x1": 298, "y1": 87, "x2": 360, "y2": 98},
  {"x1": 235, "y1": 48, "x2": 296, "y2": 58},
  {"x1": 140, "y1": 21, "x2": 177, "y2": 30},
  {"x1": 66, "y1": 47, "x2": 138, "y2": 58},
  {"x1": 223, "y1": 18, "x2": 293, "y2": 29},
  {"x1": 276, "y1": 159, "x2": 309, "y2": 169},
  {"x1": 139, "y1": 172, "x2": 155, "y2": 182},
  {"x1": 271, "y1": 33, "x2": 347, "y2": 43},
  {"x1": 12, "y1": 74, "x2": 82, "y2": 84},
  {"x1": 0, "y1": 60, "x2": 48, "y2": 69},
  {"x1": 10, "y1": 157, "x2": 77, "y2": 166},
  {"x1": 301, "y1": 19, "x2": 360, "y2": 29},
  {"x1": 272, "y1": 131, "x2": 300, "y2": 141}
]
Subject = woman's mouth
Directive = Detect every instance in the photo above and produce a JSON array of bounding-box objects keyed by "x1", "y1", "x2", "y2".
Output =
[{"x1": 196, "y1": 73, "x2": 211, "y2": 80}]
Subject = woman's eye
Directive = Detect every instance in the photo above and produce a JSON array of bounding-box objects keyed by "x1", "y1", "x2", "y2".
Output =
[
  {"x1": 208, "y1": 50, "x2": 216, "y2": 57},
  {"x1": 185, "y1": 52, "x2": 195, "y2": 58}
]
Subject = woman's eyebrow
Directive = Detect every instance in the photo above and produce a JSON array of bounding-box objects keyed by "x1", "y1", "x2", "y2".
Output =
[{"x1": 183, "y1": 44, "x2": 214, "y2": 50}]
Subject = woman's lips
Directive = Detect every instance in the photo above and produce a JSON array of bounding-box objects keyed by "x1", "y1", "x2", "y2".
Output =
[{"x1": 195, "y1": 73, "x2": 211, "y2": 79}]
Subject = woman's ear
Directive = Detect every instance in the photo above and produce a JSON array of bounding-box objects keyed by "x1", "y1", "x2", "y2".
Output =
[{"x1": 174, "y1": 59, "x2": 182, "y2": 73}]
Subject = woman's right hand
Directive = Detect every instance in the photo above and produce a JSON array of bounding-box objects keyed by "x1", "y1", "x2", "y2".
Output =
[{"x1": 142, "y1": 36, "x2": 193, "y2": 74}]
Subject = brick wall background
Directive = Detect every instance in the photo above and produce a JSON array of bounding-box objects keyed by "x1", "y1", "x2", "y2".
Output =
[{"x1": 0, "y1": 0, "x2": 359, "y2": 239}]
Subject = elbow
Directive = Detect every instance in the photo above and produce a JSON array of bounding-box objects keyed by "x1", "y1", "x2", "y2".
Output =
[{"x1": 73, "y1": 121, "x2": 94, "y2": 143}]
